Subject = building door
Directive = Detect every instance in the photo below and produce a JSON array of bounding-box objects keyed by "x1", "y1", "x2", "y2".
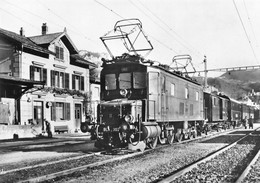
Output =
[
  {"x1": 33, "y1": 101, "x2": 44, "y2": 129},
  {"x1": 75, "y1": 104, "x2": 81, "y2": 129}
]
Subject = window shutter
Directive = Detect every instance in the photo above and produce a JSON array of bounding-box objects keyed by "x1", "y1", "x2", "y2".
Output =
[
  {"x1": 30, "y1": 65, "x2": 34, "y2": 80},
  {"x1": 65, "y1": 103, "x2": 70, "y2": 120},
  {"x1": 51, "y1": 102, "x2": 56, "y2": 121},
  {"x1": 42, "y1": 68, "x2": 47, "y2": 85},
  {"x1": 80, "y1": 76, "x2": 84, "y2": 91},
  {"x1": 55, "y1": 46, "x2": 59, "y2": 58},
  {"x1": 65, "y1": 73, "x2": 70, "y2": 89},
  {"x1": 51, "y1": 70, "x2": 55, "y2": 87},
  {"x1": 60, "y1": 48, "x2": 64, "y2": 60},
  {"x1": 72, "y1": 74, "x2": 75, "y2": 89}
]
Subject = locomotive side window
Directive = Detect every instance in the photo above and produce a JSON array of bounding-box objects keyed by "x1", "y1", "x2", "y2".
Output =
[
  {"x1": 105, "y1": 74, "x2": 116, "y2": 90},
  {"x1": 133, "y1": 72, "x2": 146, "y2": 89},
  {"x1": 185, "y1": 88, "x2": 189, "y2": 99},
  {"x1": 119, "y1": 73, "x2": 131, "y2": 89},
  {"x1": 196, "y1": 91, "x2": 199, "y2": 101},
  {"x1": 170, "y1": 83, "x2": 175, "y2": 96}
]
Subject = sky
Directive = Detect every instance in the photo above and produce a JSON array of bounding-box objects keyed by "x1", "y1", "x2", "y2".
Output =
[{"x1": 1, "y1": 0, "x2": 260, "y2": 77}]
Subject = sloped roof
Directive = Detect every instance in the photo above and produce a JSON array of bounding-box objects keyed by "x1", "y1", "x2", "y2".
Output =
[
  {"x1": 0, "y1": 28, "x2": 53, "y2": 55},
  {"x1": 29, "y1": 32, "x2": 63, "y2": 45},
  {"x1": 71, "y1": 54, "x2": 97, "y2": 68},
  {"x1": 29, "y1": 32, "x2": 78, "y2": 55}
]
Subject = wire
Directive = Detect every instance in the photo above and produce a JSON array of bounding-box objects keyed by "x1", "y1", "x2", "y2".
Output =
[
  {"x1": 94, "y1": 0, "x2": 125, "y2": 19},
  {"x1": 243, "y1": 0, "x2": 258, "y2": 47},
  {"x1": 95, "y1": 0, "x2": 179, "y2": 55},
  {"x1": 37, "y1": 0, "x2": 95, "y2": 43},
  {"x1": 232, "y1": 0, "x2": 258, "y2": 63},
  {"x1": 128, "y1": 0, "x2": 180, "y2": 53},
  {"x1": 135, "y1": 0, "x2": 203, "y2": 58},
  {"x1": 0, "y1": 6, "x2": 39, "y2": 31}
]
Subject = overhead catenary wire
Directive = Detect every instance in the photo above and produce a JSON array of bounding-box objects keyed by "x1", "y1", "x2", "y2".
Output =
[
  {"x1": 37, "y1": 0, "x2": 95, "y2": 43},
  {"x1": 243, "y1": 0, "x2": 258, "y2": 47},
  {"x1": 232, "y1": 0, "x2": 258, "y2": 64},
  {"x1": 94, "y1": 0, "x2": 179, "y2": 55},
  {"x1": 1, "y1": 0, "x2": 97, "y2": 48},
  {"x1": 0, "y1": 6, "x2": 39, "y2": 31},
  {"x1": 135, "y1": 0, "x2": 203, "y2": 58}
]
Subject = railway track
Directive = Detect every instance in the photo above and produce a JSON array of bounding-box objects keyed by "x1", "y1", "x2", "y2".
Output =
[
  {"x1": 0, "y1": 127, "x2": 242, "y2": 183},
  {"x1": 158, "y1": 127, "x2": 260, "y2": 183}
]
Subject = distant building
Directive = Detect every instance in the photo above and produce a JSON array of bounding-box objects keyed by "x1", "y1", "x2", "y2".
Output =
[{"x1": 0, "y1": 23, "x2": 96, "y2": 139}]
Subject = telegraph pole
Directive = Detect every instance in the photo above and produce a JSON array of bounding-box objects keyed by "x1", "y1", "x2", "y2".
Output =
[{"x1": 204, "y1": 55, "x2": 208, "y2": 88}]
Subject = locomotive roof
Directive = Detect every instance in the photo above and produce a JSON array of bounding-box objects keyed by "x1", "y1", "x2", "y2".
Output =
[
  {"x1": 150, "y1": 65, "x2": 201, "y2": 86},
  {"x1": 102, "y1": 54, "x2": 201, "y2": 86}
]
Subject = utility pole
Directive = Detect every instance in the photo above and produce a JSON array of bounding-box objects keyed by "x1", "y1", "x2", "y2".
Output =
[{"x1": 204, "y1": 55, "x2": 208, "y2": 88}]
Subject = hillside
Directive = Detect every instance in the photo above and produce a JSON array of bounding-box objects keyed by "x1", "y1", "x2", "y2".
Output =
[{"x1": 195, "y1": 70, "x2": 260, "y2": 100}]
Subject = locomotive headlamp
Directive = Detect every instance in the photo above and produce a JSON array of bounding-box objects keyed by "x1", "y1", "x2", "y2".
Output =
[
  {"x1": 119, "y1": 121, "x2": 130, "y2": 132},
  {"x1": 124, "y1": 114, "x2": 134, "y2": 123},
  {"x1": 120, "y1": 89, "x2": 128, "y2": 97}
]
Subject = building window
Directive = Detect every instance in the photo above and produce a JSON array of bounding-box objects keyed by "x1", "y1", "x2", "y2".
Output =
[
  {"x1": 196, "y1": 91, "x2": 199, "y2": 101},
  {"x1": 92, "y1": 86, "x2": 100, "y2": 100},
  {"x1": 179, "y1": 102, "x2": 184, "y2": 115},
  {"x1": 171, "y1": 83, "x2": 175, "y2": 96},
  {"x1": 185, "y1": 87, "x2": 189, "y2": 99},
  {"x1": 51, "y1": 102, "x2": 70, "y2": 121},
  {"x1": 51, "y1": 70, "x2": 69, "y2": 89},
  {"x1": 60, "y1": 72, "x2": 64, "y2": 88},
  {"x1": 54, "y1": 71, "x2": 59, "y2": 87},
  {"x1": 30, "y1": 65, "x2": 47, "y2": 84},
  {"x1": 72, "y1": 74, "x2": 84, "y2": 91},
  {"x1": 55, "y1": 46, "x2": 64, "y2": 60},
  {"x1": 190, "y1": 104, "x2": 194, "y2": 116}
]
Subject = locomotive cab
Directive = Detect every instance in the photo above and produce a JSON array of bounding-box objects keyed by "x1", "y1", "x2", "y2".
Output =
[{"x1": 93, "y1": 55, "x2": 161, "y2": 150}]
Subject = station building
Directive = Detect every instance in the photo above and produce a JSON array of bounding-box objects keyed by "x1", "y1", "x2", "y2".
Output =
[{"x1": 0, "y1": 23, "x2": 97, "y2": 139}]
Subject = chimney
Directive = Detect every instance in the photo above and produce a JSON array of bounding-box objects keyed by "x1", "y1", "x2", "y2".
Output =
[
  {"x1": 20, "y1": 27, "x2": 24, "y2": 36},
  {"x1": 42, "y1": 23, "x2": 48, "y2": 35}
]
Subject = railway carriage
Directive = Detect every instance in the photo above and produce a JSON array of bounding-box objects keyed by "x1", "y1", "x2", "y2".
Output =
[
  {"x1": 242, "y1": 104, "x2": 250, "y2": 120},
  {"x1": 203, "y1": 92, "x2": 231, "y2": 130},
  {"x1": 229, "y1": 98, "x2": 242, "y2": 127}
]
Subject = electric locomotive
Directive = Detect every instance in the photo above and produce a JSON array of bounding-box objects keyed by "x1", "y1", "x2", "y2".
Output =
[{"x1": 83, "y1": 53, "x2": 204, "y2": 151}]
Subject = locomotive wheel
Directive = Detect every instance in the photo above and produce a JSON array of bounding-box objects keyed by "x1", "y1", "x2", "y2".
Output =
[
  {"x1": 193, "y1": 130, "x2": 197, "y2": 138},
  {"x1": 147, "y1": 137, "x2": 158, "y2": 149},
  {"x1": 175, "y1": 132, "x2": 183, "y2": 142},
  {"x1": 158, "y1": 135, "x2": 166, "y2": 144},
  {"x1": 166, "y1": 130, "x2": 174, "y2": 144},
  {"x1": 188, "y1": 132, "x2": 193, "y2": 139}
]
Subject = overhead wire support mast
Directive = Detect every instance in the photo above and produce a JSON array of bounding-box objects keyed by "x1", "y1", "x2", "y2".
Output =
[{"x1": 186, "y1": 64, "x2": 260, "y2": 74}]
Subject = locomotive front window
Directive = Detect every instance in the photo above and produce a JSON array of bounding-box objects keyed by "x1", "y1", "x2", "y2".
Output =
[
  {"x1": 105, "y1": 74, "x2": 116, "y2": 90},
  {"x1": 119, "y1": 73, "x2": 131, "y2": 89},
  {"x1": 133, "y1": 72, "x2": 146, "y2": 89}
]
